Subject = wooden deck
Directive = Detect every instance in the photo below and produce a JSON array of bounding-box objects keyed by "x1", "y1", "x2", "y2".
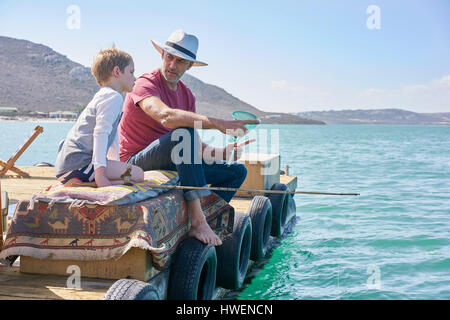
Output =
[
  {"x1": 0, "y1": 262, "x2": 114, "y2": 300},
  {"x1": 0, "y1": 166, "x2": 297, "y2": 300},
  {"x1": 0, "y1": 166, "x2": 297, "y2": 204},
  {"x1": 0, "y1": 166, "x2": 57, "y2": 203}
]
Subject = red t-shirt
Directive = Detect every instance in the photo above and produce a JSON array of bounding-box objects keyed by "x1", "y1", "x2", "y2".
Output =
[{"x1": 119, "y1": 68, "x2": 196, "y2": 162}]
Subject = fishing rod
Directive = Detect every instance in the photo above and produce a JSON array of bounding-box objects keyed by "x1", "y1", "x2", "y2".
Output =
[{"x1": 71, "y1": 182, "x2": 360, "y2": 196}]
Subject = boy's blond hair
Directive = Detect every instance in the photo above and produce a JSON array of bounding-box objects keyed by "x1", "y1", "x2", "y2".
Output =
[{"x1": 91, "y1": 47, "x2": 133, "y2": 86}]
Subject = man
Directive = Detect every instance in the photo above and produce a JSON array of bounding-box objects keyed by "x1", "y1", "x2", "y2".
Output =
[{"x1": 119, "y1": 30, "x2": 259, "y2": 246}]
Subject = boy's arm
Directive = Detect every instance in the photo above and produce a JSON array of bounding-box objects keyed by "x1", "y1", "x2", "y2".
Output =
[
  {"x1": 92, "y1": 92, "x2": 123, "y2": 187},
  {"x1": 94, "y1": 166, "x2": 111, "y2": 188},
  {"x1": 107, "y1": 133, "x2": 120, "y2": 161}
]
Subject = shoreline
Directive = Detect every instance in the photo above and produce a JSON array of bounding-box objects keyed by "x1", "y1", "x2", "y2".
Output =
[
  {"x1": 0, "y1": 117, "x2": 76, "y2": 123},
  {"x1": 1, "y1": 116, "x2": 448, "y2": 126}
]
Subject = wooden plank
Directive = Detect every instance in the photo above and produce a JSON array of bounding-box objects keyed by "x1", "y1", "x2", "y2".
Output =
[
  {"x1": 0, "y1": 263, "x2": 113, "y2": 300},
  {"x1": 20, "y1": 247, "x2": 157, "y2": 282},
  {"x1": 230, "y1": 175, "x2": 297, "y2": 214},
  {"x1": 229, "y1": 198, "x2": 252, "y2": 214},
  {"x1": 280, "y1": 175, "x2": 298, "y2": 192},
  {"x1": 0, "y1": 283, "x2": 109, "y2": 300},
  {"x1": 1, "y1": 166, "x2": 56, "y2": 202}
]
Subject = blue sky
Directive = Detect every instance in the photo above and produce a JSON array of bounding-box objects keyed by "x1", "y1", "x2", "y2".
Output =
[{"x1": 1, "y1": 0, "x2": 449, "y2": 113}]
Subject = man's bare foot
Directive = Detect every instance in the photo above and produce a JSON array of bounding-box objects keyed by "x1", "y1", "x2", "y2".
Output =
[{"x1": 189, "y1": 219, "x2": 222, "y2": 246}]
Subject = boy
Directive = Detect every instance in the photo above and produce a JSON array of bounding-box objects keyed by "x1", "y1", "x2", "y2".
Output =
[{"x1": 55, "y1": 47, "x2": 144, "y2": 187}]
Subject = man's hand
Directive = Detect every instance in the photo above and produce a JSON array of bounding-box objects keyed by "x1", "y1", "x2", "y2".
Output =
[
  {"x1": 224, "y1": 138, "x2": 256, "y2": 161},
  {"x1": 94, "y1": 166, "x2": 112, "y2": 188},
  {"x1": 216, "y1": 119, "x2": 261, "y2": 137}
]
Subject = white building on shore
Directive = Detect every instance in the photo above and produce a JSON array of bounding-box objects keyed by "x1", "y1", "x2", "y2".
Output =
[{"x1": 49, "y1": 111, "x2": 78, "y2": 119}]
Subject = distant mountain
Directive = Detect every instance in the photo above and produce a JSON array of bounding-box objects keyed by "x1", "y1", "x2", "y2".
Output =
[
  {"x1": 0, "y1": 36, "x2": 99, "y2": 112},
  {"x1": 180, "y1": 74, "x2": 324, "y2": 124},
  {"x1": 295, "y1": 109, "x2": 450, "y2": 125},
  {"x1": 0, "y1": 36, "x2": 322, "y2": 124}
]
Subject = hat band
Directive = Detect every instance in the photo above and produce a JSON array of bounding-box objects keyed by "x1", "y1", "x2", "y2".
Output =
[{"x1": 165, "y1": 41, "x2": 196, "y2": 60}]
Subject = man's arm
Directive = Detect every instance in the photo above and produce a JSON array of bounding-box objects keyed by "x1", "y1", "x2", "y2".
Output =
[{"x1": 138, "y1": 96, "x2": 259, "y2": 137}]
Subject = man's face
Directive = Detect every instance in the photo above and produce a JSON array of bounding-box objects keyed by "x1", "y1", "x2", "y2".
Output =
[{"x1": 161, "y1": 51, "x2": 193, "y2": 84}]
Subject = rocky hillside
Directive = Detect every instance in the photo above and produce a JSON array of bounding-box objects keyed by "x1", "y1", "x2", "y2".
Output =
[
  {"x1": 0, "y1": 36, "x2": 99, "y2": 112},
  {"x1": 296, "y1": 109, "x2": 450, "y2": 125},
  {"x1": 0, "y1": 36, "x2": 322, "y2": 124}
]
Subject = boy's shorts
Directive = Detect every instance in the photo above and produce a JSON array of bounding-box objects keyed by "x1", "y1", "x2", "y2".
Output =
[{"x1": 57, "y1": 163, "x2": 95, "y2": 184}]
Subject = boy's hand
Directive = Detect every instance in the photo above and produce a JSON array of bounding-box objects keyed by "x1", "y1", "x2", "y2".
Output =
[{"x1": 94, "y1": 166, "x2": 112, "y2": 188}]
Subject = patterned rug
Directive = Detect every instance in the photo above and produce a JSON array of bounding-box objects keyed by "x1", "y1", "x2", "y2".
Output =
[{"x1": 0, "y1": 190, "x2": 234, "y2": 270}]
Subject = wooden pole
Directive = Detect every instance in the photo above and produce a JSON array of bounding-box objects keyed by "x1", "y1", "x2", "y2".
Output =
[{"x1": 71, "y1": 182, "x2": 360, "y2": 196}]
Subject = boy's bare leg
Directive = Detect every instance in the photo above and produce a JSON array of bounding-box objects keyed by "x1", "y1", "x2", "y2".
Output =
[
  {"x1": 186, "y1": 198, "x2": 222, "y2": 246},
  {"x1": 64, "y1": 177, "x2": 83, "y2": 187},
  {"x1": 105, "y1": 160, "x2": 144, "y2": 183},
  {"x1": 109, "y1": 180, "x2": 128, "y2": 185}
]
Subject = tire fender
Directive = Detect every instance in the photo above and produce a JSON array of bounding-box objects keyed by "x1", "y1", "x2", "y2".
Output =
[
  {"x1": 216, "y1": 211, "x2": 252, "y2": 290},
  {"x1": 265, "y1": 183, "x2": 289, "y2": 237},
  {"x1": 247, "y1": 196, "x2": 272, "y2": 261},
  {"x1": 104, "y1": 279, "x2": 160, "y2": 300},
  {"x1": 168, "y1": 237, "x2": 217, "y2": 300}
]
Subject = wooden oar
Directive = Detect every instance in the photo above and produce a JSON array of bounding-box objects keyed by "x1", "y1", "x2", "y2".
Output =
[{"x1": 70, "y1": 182, "x2": 359, "y2": 196}]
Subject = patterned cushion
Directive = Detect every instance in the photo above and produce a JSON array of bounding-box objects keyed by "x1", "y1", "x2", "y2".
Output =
[{"x1": 30, "y1": 170, "x2": 179, "y2": 207}]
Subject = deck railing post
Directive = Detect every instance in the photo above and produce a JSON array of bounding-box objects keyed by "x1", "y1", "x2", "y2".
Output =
[{"x1": 0, "y1": 179, "x2": 3, "y2": 250}]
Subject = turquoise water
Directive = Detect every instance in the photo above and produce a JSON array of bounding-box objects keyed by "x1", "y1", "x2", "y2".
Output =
[{"x1": 1, "y1": 121, "x2": 450, "y2": 299}]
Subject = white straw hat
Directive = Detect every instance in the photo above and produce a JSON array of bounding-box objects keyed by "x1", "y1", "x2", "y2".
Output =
[{"x1": 151, "y1": 30, "x2": 208, "y2": 67}]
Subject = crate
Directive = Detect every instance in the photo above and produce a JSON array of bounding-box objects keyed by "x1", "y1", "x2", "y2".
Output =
[{"x1": 236, "y1": 153, "x2": 280, "y2": 198}]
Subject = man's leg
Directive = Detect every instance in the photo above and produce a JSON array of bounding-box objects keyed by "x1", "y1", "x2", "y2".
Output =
[
  {"x1": 127, "y1": 128, "x2": 212, "y2": 198},
  {"x1": 127, "y1": 127, "x2": 221, "y2": 246},
  {"x1": 203, "y1": 161, "x2": 248, "y2": 202}
]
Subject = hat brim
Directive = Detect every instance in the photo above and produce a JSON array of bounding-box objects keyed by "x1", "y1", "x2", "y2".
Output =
[{"x1": 151, "y1": 40, "x2": 208, "y2": 67}]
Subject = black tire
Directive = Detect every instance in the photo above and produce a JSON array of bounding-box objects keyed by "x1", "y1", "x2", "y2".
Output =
[
  {"x1": 287, "y1": 194, "x2": 297, "y2": 220},
  {"x1": 168, "y1": 237, "x2": 217, "y2": 300},
  {"x1": 33, "y1": 162, "x2": 54, "y2": 167},
  {"x1": 248, "y1": 196, "x2": 272, "y2": 261},
  {"x1": 104, "y1": 279, "x2": 160, "y2": 300},
  {"x1": 216, "y1": 211, "x2": 252, "y2": 290},
  {"x1": 265, "y1": 183, "x2": 290, "y2": 237}
]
